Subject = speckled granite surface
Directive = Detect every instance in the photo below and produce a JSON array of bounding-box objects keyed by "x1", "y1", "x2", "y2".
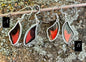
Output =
[{"x1": 0, "y1": 0, "x2": 86, "y2": 62}]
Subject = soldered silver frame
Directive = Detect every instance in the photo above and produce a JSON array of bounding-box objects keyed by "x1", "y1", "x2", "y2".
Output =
[
  {"x1": 47, "y1": 18, "x2": 60, "y2": 42},
  {"x1": 62, "y1": 21, "x2": 75, "y2": 44},
  {"x1": 8, "y1": 21, "x2": 22, "y2": 46},
  {"x1": 23, "y1": 23, "x2": 39, "y2": 46}
]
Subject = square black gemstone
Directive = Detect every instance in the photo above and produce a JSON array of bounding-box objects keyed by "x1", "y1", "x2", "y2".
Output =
[
  {"x1": 2, "y1": 17, "x2": 10, "y2": 28},
  {"x1": 74, "y1": 41, "x2": 82, "y2": 51}
]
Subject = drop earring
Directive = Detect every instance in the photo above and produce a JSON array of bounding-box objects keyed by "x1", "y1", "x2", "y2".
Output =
[
  {"x1": 8, "y1": 6, "x2": 33, "y2": 46},
  {"x1": 62, "y1": 21, "x2": 74, "y2": 44},
  {"x1": 23, "y1": 5, "x2": 40, "y2": 46},
  {"x1": 47, "y1": 13, "x2": 60, "y2": 42},
  {"x1": 8, "y1": 14, "x2": 25, "y2": 46},
  {"x1": 61, "y1": 8, "x2": 75, "y2": 44}
]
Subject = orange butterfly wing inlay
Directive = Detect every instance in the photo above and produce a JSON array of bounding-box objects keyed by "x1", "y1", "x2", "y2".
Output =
[
  {"x1": 26, "y1": 30, "x2": 32, "y2": 44},
  {"x1": 49, "y1": 28, "x2": 58, "y2": 40},
  {"x1": 12, "y1": 29, "x2": 20, "y2": 44},
  {"x1": 64, "y1": 30, "x2": 71, "y2": 42}
]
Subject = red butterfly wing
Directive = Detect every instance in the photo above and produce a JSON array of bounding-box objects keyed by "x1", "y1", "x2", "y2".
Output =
[
  {"x1": 49, "y1": 28, "x2": 58, "y2": 40},
  {"x1": 48, "y1": 22, "x2": 59, "y2": 40},
  {"x1": 63, "y1": 22, "x2": 74, "y2": 43},
  {"x1": 25, "y1": 26, "x2": 36, "y2": 44},
  {"x1": 9, "y1": 22, "x2": 20, "y2": 44},
  {"x1": 64, "y1": 29, "x2": 71, "y2": 42}
]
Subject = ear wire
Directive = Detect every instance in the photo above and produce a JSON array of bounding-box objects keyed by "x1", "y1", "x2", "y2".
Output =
[
  {"x1": 60, "y1": 5, "x2": 68, "y2": 22},
  {"x1": 33, "y1": 5, "x2": 40, "y2": 24},
  {"x1": 52, "y1": 6, "x2": 59, "y2": 22},
  {"x1": 17, "y1": 6, "x2": 33, "y2": 22}
]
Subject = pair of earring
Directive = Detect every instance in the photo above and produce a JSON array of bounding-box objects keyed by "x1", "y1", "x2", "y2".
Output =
[
  {"x1": 8, "y1": 5, "x2": 75, "y2": 46},
  {"x1": 47, "y1": 9, "x2": 75, "y2": 44},
  {"x1": 8, "y1": 5, "x2": 40, "y2": 46}
]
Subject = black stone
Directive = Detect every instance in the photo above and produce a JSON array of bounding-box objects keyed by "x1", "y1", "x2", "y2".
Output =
[
  {"x1": 74, "y1": 41, "x2": 82, "y2": 51},
  {"x1": 2, "y1": 17, "x2": 10, "y2": 28}
]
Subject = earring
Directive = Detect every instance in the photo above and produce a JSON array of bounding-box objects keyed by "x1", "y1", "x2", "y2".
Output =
[
  {"x1": 8, "y1": 14, "x2": 24, "y2": 46},
  {"x1": 61, "y1": 8, "x2": 75, "y2": 44},
  {"x1": 23, "y1": 5, "x2": 40, "y2": 46},
  {"x1": 47, "y1": 13, "x2": 60, "y2": 42},
  {"x1": 8, "y1": 6, "x2": 33, "y2": 46},
  {"x1": 62, "y1": 21, "x2": 74, "y2": 44}
]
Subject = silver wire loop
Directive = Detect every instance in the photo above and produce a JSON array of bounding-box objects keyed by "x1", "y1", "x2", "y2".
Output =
[
  {"x1": 17, "y1": 6, "x2": 33, "y2": 22},
  {"x1": 60, "y1": 5, "x2": 79, "y2": 23},
  {"x1": 60, "y1": 5, "x2": 68, "y2": 22},
  {"x1": 18, "y1": 6, "x2": 33, "y2": 15},
  {"x1": 52, "y1": 6, "x2": 59, "y2": 22},
  {"x1": 33, "y1": 5, "x2": 40, "y2": 24},
  {"x1": 55, "y1": 13, "x2": 59, "y2": 22}
]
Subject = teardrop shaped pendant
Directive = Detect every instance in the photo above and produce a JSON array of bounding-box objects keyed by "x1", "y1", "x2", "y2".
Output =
[
  {"x1": 23, "y1": 24, "x2": 38, "y2": 46},
  {"x1": 62, "y1": 22, "x2": 74, "y2": 44},
  {"x1": 8, "y1": 21, "x2": 22, "y2": 46},
  {"x1": 47, "y1": 20, "x2": 60, "y2": 42}
]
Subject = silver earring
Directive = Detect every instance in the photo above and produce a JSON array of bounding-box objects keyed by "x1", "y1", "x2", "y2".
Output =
[
  {"x1": 47, "y1": 13, "x2": 60, "y2": 42},
  {"x1": 8, "y1": 14, "x2": 25, "y2": 46},
  {"x1": 23, "y1": 5, "x2": 40, "y2": 46},
  {"x1": 8, "y1": 6, "x2": 33, "y2": 46},
  {"x1": 62, "y1": 21, "x2": 74, "y2": 44},
  {"x1": 61, "y1": 8, "x2": 75, "y2": 44}
]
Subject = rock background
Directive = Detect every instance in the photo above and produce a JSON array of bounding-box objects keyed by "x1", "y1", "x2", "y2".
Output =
[{"x1": 0, "y1": 0, "x2": 86, "y2": 62}]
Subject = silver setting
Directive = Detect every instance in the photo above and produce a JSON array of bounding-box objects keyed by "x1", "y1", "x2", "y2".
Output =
[
  {"x1": 62, "y1": 21, "x2": 74, "y2": 44},
  {"x1": 8, "y1": 21, "x2": 22, "y2": 46},
  {"x1": 47, "y1": 13, "x2": 60, "y2": 42},
  {"x1": 23, "y1": 23, "x2": 38, "y2": 46}
]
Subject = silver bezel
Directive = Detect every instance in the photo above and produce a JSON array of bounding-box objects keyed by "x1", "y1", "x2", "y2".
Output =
[
  {"x1": 47, "y1": 19, "x2": 60, "y2": 42},
  {"x1": 62, "y1": 21, "x2": 75, "y2": 44},
  {"x1": 23, "y1": 23, "x2": 38, "y2": 46},
  {"x1": 8, "y1": 21, "x2": 22, "y2": 46}
]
